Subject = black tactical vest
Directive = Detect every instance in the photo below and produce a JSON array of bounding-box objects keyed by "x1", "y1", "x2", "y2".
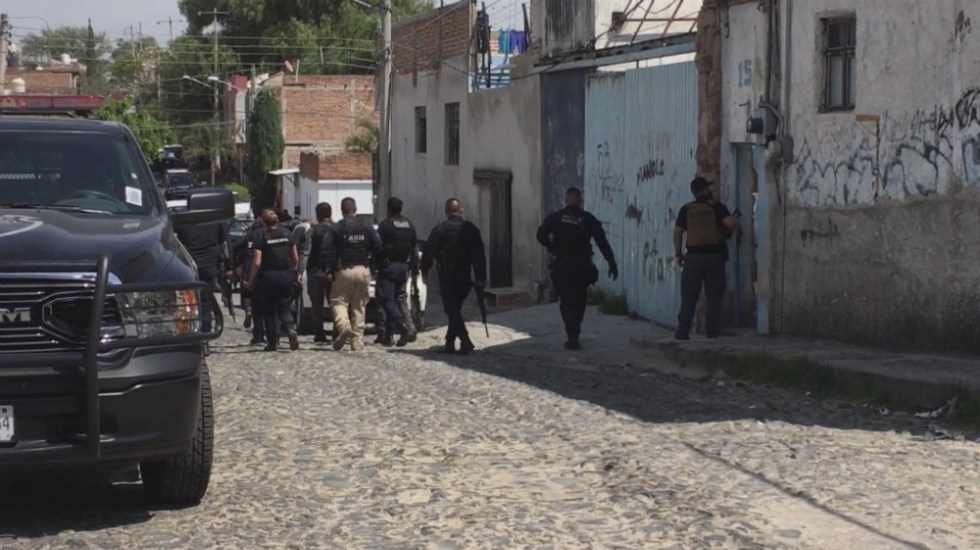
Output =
[
  {"x1": 338, "y1": 218, "x2": 371, "y2": 267},
  {"x1": 308, "y1": 222, "x2": 332, "y2": 272},
  {"x1": 384, "y1": 217, "x2": 415, "y2": 262},
  {"x1": 260, "y1": 226, "x2": 293, "y2": 271},
  {"x1": 437, "y1": 219, "x2": 467, "y2": 268}
]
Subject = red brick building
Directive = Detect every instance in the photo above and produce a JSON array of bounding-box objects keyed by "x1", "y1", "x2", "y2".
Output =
[{"x1": 267, "y1": 74, "x2": 377, "y2": 169}]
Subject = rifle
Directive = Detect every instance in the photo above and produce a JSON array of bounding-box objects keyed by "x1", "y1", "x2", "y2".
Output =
[
  {"x1": 218, "y1": 260, "x2": 236, "y2": 323},
  {"x1": 473, "y1": 283, "x2": 489, "y2": 338}
]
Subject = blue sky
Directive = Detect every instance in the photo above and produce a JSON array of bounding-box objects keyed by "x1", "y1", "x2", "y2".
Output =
[{"x1": 4, "y1": 0, "x2": 187, "y2": 45}]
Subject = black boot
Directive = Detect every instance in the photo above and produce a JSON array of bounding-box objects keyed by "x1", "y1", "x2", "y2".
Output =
[
  {"x1": 379, "y1": 334, "x2": 394, "y2": 347},
  {"x1": 458, "y1": 336, "x2": 475, "y2": 355},
  {"x1": 564, "y1": 337, "x2": 581, "y2": 351},
  {"x1": 396, "y1": 324, "x2": 415, "y2": 347},
  {"x1": 441, "y1": 339, "x2": 456, "y2": 354}
]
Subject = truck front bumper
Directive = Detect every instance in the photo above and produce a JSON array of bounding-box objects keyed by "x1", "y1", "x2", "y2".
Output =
[{"x1": 0, "y1": 349, "x2": 203, "y2": 469}]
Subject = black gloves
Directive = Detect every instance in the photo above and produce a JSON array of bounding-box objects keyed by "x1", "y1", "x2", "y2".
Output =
[{"x1": 608, "y1": 262, "x2": 619, "y2": 281}]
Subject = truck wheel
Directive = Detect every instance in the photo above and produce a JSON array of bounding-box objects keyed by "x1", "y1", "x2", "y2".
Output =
[{"x1": 141, "y1": 361, "x2": 214, "y2": 507}]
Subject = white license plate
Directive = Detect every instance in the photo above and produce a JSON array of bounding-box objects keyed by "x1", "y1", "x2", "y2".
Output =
[{"x1": 0, "y1": 406, "x2": 13, "y2": 442}]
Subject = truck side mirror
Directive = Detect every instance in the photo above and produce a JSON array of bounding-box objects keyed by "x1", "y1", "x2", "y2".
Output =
[{"x1": 172, "y1": 188, "x2": 235, "y2": 227}]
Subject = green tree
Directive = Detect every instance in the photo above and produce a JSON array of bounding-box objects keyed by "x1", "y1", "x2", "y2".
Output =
[
  {"x1": 95, "y1": 99, "x2": 177, "y2": 160},
  {"x1": 344, "y1": 118, "x2": 379, "y2": 153},
  {"x1": 109, "y1": 36, "x2": 161, "y2": 97},
  {"x1": 177, "y1": 0, "x2": 433, "y2": 74},
  {"x1": 246, "y1": 89, "x2": 285, "y2": 210},
  {"x1": 184, "y1": 116, "x2": 238, "y2": 185},
  {"x1": 19, "y1": 24, "x2": 113, "y2": 93},
  {"x1": 157, "y1": 36, "x2": 241, "y2": 126}
]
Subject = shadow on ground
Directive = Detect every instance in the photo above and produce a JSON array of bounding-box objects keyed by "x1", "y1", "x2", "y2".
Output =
[
  {"x1": 397, "y1": 276, "x2": 939, "y2": 437},
  {"x1": 0, "y1": 469, "x2": 157, "y2": 538}
]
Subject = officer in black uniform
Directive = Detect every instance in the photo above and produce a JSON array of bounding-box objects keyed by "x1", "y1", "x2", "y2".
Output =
[
  {"x1": 243, "y1": 217, "x2": 266, "y2": 345},
  {"x1": 173, "y1": 191, "x2": 230, "y2": 333},
  {"x1": 298, "y1": 202, "x2": 335, "y2": 344},
  {"x1": 673, "y1": 176, "x2": 737, "y2": 340},
  {"x1": 536, "y1": 187, "x2": 618, "y2": 351},
  {"x1": 421, "y1": 198, "x2": 486, "y2": 355},
  {"x1": 375, "y1": 197, "x2": 419, "y2": 347},
  {"x1": 246, "y1": 209, "x2": 301, "y2": 352},
  {"x1": 320, "y1": 197, "x2": 382, "y2": 352}
]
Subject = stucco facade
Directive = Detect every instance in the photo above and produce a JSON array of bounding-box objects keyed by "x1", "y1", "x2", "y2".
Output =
[
  {"x1": 390, "y1": 52, "x2": 544, "y2": 293},
  {"x1": 716, "y1": 0, "x2": 980, "y2": 352}
]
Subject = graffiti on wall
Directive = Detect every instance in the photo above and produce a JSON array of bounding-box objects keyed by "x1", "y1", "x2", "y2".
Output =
[
  {"x1": 794, "y1": 88, "x2": 980, "y2": 206},
  {"x1": 593, "y1": 142, "x2": 624, "y2": 202}
]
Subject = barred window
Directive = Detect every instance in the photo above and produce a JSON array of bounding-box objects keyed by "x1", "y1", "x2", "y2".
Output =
[
  {"x1": 415, "y1": 106, "x2": 427, "y2": 153},
  {"x1": 445, "y1": 102, "x2": 460, "y2": 166},
  {"x1": 822, "y1": 16, "x2": 857, "y2": 111}
]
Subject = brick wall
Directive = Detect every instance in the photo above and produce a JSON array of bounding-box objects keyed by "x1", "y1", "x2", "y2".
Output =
[
  {"x1": 392, "y1": 1, "x2": 474, "y2": 74},
  {"x1": 281, "y1": 75, "x2": 377, "y2": 147},
  {"x1": 12, "y1": 71, "x2": 77, "y2": 94},
  {"x1": 300, "y1": 151, "x2": 373, "y2": 181}
]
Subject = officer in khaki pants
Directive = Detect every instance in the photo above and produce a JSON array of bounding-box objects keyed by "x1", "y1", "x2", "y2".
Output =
[{"x1": 320, "y1": 197, "x2": 382, "y2": 351}]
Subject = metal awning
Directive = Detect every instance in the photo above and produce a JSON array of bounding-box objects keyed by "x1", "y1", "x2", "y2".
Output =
[{"x1": 269, "y1": 168, "x2": 300, "y2": 176}]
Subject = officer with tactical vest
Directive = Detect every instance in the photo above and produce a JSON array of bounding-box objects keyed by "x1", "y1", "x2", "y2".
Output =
[
  {"x1": 537, "y1": 187, "x2": 618, "y2": 351},
  {"x1": 299, "y1": 202, "x2": 335, "y2": 344},
  {"x1": 673, "y1": 176, "x2": 737, "y2": 340},
  {"x1": 376, "y1": 197, "x2": 419, "y2": 347},
  {"x1": 245, "y1": 209, "x2": 301, "y2": 352},
  {"x1": 421, "y1": 198, "x2": 487, "y2": 355},
  {"x1": 320, "y1": 197, "x2": 382, "y2": 351}
]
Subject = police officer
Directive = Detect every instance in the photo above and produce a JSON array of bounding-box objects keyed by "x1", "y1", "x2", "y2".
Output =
[
  {"x1": 246, "y1": 209, "x2": 301, "y2": 352},
  {"x1": 536, "y1": 187, "x2": 618, "y2": 351},
  {"x1": 421, "y1": 198, "x2": 486, "y2": 355},
  {"x1": 673, "y1": 176, "x2": 737, "y2": 340},
  {"x1": 298, "y1": 202, "x2": 335, "y2": 344},
  {"x1": 321, "y1": 197, "x2": 382, "y2": 352},
  {"x1": 243, "y1": 217, "x2": 266, "y2": 345},
  {"x1": 376, "y1": 197, "x2": 419, "y2": 347},
  {"x1": 173, "y1": 190, "x2": 230, "y2": 334}
]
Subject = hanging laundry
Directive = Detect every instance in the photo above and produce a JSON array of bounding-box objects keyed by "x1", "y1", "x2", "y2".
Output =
[
  {"x1": 509, "y1": 31, "x2": 528, "y2": 54},
  {"x1": 498, "y1": 30, "x2": 511, "y2": 55}
]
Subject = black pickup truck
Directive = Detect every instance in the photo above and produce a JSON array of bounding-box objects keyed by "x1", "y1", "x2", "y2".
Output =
[{"x1": 0, "y1": 116, "x2": 233, "y2": 505}]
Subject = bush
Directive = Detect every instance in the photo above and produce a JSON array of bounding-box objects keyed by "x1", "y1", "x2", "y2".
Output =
[
  {"x1": 587, "y1": 288, "x2": 629, "y2": 315},
  {"x1": 223, "y1": 183, "x2": 250, "y2": 201}
]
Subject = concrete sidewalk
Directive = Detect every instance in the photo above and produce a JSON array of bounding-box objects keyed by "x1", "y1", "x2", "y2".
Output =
[{"x1": 421, "y1": 298, "x2": 980, "y2": 421}]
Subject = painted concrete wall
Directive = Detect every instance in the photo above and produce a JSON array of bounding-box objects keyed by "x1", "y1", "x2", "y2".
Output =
[
  {"x1": 721, "y1": 0, "x2": 980, "y2": 352},
  {"x1": 390, "y1": 55, "x2": 545, "y2": 293}
]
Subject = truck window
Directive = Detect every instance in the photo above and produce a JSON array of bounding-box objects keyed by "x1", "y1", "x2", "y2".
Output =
[{"x1": 0, "y1": 131, "x2": 152, "y2": 215}]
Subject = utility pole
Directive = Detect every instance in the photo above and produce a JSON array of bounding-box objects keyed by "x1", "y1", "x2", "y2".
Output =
[
  {"x1": 200, "y1": 9, "x2": 228, "y2": 186},
  {"x1": 156, "y1": 18, "x2": 175, "y2": 45},
  {"x1": 0, "y1": 14, "x2": 9, "y2": 95},
  {"x1": 379, "y1": 0, "x2": 393, "y2": 211}
]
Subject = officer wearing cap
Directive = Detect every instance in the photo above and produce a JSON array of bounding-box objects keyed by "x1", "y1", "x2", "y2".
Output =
[
  {"x1": 320, "y1": 197, "x2": 383, "y2": 351},
  {"x1": 673, "y1": 176, "x2": 737, "y2": 340},
  {"x1": 421, "y1": 198, "x2": 486, "y2": 355},
  {"x1": 246, "y1": 209, "x2": 301, "y2": 352},
  {"x1": 376, "y1": 197, "x2": 419, "y2": 347},
  {"x1": 536, "y1": 187, "x2": 618, "y2": 351}
]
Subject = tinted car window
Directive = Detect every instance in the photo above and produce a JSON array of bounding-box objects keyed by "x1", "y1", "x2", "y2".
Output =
[
  {"x1": 167, "y1": 173, "x2": 196, "y2": 188},
  {"x1": 0, "y1": 130, "x2": 152, "y2": 215}
]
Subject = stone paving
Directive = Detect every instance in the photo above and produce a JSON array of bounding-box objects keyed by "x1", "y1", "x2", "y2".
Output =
[{"x1": 1, "y1": 306, "x2": 979, "y2": 549}]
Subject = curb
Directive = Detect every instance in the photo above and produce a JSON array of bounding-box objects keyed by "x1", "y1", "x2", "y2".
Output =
[{"x1": 630, "y1": 338, "x2": 980, "y2": 416}]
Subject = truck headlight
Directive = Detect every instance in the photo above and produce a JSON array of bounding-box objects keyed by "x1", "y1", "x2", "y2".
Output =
[{"x1": 117, "y1": 289, "x2": 202, "y2": 338}]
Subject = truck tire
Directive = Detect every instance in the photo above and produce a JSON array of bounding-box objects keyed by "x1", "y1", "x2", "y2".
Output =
[{"x1": 141, "y1": 360, "x2": 214, "y2": 507}]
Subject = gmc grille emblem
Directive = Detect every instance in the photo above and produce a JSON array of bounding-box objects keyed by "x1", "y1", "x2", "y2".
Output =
[{"x1": 0, "y1": 307, "x2": 32, "y2": 324}]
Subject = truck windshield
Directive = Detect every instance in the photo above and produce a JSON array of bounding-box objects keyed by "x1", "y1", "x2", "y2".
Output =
[{"x1": 0, "y1": 130, "x2": 153, "y2": 215}]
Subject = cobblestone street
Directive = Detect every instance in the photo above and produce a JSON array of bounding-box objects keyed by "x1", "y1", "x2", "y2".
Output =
[{"x1": 2, "y1": 308, "x2": 979, "y2": 549}]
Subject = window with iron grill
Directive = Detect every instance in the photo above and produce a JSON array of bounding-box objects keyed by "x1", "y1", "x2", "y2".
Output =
[
  {"x1": 822, "y1": 16, "x2": 857, "y2": 111},
  {"x1": 415, "y1": 106, "x2": 427, "y2": 153},
  {"x1": 445, "y1": 102, "x2": 460, "y2": 166}
]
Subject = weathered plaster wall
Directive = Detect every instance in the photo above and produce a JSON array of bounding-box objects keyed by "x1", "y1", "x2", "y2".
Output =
[
  {"x1": 722, "y1": 0, "x2": 980, "y2": 351},
  {"x1": 390, "y1": 56, "x2": 544, "y2": 293}
]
